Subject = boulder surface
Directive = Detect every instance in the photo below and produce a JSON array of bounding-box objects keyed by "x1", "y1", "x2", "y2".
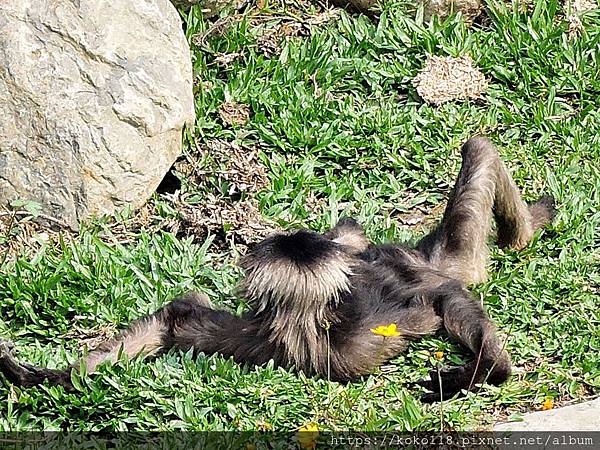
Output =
[{"x1": 0, "y1": 0, "x2": 194, "y2": 228}]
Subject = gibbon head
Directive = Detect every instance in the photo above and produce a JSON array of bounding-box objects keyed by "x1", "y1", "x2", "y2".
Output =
[{"x1": 239, "y1": 229, "x2": 356, "y2": 310}]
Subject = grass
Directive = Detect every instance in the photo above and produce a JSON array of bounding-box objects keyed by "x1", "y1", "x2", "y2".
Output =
[{"x1": 0, "y1": 0, "x2": 599, "y2": 432}]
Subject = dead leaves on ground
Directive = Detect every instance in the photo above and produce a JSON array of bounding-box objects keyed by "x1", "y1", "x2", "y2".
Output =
[{"x1": 172, "y1": 139, "x2": 275, "y2": 249}]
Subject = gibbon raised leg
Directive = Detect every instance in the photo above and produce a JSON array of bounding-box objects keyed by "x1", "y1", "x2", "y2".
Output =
[
  {"x1": 418, "y1": 136, "x2": 554, "y2": 285},
  {"x1": 0, "y1": 136, "x2": 555, "y2": 402},
  {"x1": 414, "y1": 136, "x2": 554, "y2": 398},
  {"x1": 320, "y1": 137, "x2": 553, "y2": 398}
]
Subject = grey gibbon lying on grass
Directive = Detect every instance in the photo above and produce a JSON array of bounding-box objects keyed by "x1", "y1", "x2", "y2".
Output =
[{"x1": 0, "y1": 137, "x2": 555, "y2": 400}]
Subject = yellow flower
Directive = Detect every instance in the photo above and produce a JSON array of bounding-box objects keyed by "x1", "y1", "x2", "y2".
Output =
[
  {"x1": 370, "y1": 323, "x2": 401, "y2": 337},
  {"x1": 299, "y1": 423, "x2": 319, "y2": 433},
  {"x1": 246, "y1": 444, "x2": 257, "y2": 450},
  {"x1": 297, "y1": 423, "x2": 319, "y2": 449},
  {"x1": 542, "y1": 398, "x2": 554, "y2": 410},
  {"x1": 434, "y1": 351, "x2": 444, "y2": 360}
]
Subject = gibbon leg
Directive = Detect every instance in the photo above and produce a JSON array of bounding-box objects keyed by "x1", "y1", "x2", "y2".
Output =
[
  {"x1": 0, "y1": 340, "x2": 73, "y2": 388},
  {"x1": 418, "y1": 136, "x2": 554, "y2": 284},
  {"x1": 0, "y1": 292, "x2": 216, "y2": 389},
  {"x1": 78, "y1": 292, "x2": 215, "y2": 373}
]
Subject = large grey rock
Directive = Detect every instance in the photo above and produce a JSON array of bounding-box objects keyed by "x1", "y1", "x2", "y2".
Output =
[
  {"x1": 495, "y1": 398, "x2": 600, "y2": 431},
  {"x1": 0, "y1": 0, "x2": 194, "y2": 229}
]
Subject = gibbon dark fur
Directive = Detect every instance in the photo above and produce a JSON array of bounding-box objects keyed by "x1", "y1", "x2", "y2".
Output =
[{"x1": 0, "y1": 137, "x2": 555, "y2": 400}]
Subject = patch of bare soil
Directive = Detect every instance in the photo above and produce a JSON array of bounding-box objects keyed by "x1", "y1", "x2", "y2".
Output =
[
  {"x1": 255, "y1": 10, "x2": 341, "y2": 57},
  {"x1": 171, "y1": 139, "x2": 276, "y2": 249},
  {"x1": 176, "y1": 139, "x2": 269, "y2": 200},
  {"x1": 570, "y1": 0, "x2": 598, "y2": 12},
  {"x1": 178, "y1": 194, "x2": 273, "y2": 248},
  {"x1": 192, "y1": 3, "x2": 341, "y2": 60},
  {"x1": 0, "y1": 210, "x2": 72, "y2": 266},
  {"x1": 106, "y1": 138, "x2": 275, "y2": 251}
]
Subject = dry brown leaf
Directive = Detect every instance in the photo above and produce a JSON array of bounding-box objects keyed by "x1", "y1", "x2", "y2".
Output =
[{"x1": 218, "y1": 101, "x2": 251, "y2": 126}]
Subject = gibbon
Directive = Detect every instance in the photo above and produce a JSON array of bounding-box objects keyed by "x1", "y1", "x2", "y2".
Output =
[{"x1": 0, "y1": 137, "x2": 555, "y2": 400}]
